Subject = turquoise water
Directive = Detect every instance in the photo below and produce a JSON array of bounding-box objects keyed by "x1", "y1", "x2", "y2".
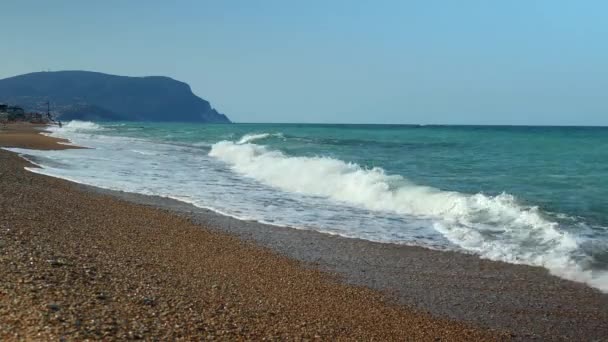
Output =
[
  {"x1": 104, "y1": 123, "x2": 608, "y2": 228},
  {"x1": 9, "y1": 121, "x2": 608, "y2": 291}
]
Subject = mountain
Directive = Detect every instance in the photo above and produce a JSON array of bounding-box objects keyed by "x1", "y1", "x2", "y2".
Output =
[{"x1": 0, "y1": 71, "x2": 231, "y2": 123}]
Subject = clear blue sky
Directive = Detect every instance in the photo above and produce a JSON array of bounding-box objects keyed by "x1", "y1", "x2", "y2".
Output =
[{"x1": 1, "y1": 1, "x2": 607, "y2": 125}]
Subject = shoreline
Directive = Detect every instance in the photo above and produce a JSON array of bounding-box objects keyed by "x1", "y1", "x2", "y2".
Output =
[
  {"x1": 0, "y1": 124, "x2": 502, "y2": 340},
  {"x1": 2, "y1": 123, "x2": 608, "y2": 339},
  {"x1": 0, "y1": 122, "x2": 80, "y2": 150},
  {"x1": 83, "y1": 183, "x2": 608, "y2": 339}
]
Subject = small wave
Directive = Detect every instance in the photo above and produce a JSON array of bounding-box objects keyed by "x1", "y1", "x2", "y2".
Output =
[
  {"x1": 209, "y1": 139, "x2": 608, "y2": 292},
  {"x1": 59, "y1": 120, "x2": 104, "y2": 131},
  {"x1": 130, "y1": 149, "x2": 155, "y2": 156},
  {"x1": 237, "y1": 132, "x2": 283, "y2": 144}
]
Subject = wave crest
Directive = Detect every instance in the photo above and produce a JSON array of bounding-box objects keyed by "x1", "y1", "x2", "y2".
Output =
[
  {"x1": 237, "y1": 132, "x2": 283, "y2": 144},
  {"x1": 209, "y1": 138, "x2": 608, "y2": 292},
  {"x1": 60, "y1": 120, "x2": 104, "y2": 131}
]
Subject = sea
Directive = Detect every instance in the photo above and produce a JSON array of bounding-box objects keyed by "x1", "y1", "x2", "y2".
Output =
[{"x1": 7, "y1": 121, "x2": 608, "y2": 292}]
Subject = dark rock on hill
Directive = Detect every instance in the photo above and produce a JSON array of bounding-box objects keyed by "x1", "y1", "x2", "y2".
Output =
[{"x1": 0, "y1": 71, "x2": 231, "y2": 123}]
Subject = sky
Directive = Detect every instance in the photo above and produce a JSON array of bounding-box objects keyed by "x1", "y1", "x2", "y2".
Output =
[{"x1": 1, "y1": 1, "x2": 607, "y2": 125}]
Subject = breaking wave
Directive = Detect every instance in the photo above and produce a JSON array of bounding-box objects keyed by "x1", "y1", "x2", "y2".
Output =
[
  {"x1": 210, "y1": 135, "x2": 608, "y2": 292},
  {"x1": 237, "y1": 133, "x2": 283, "y2": 144},
  {"x1": 57, "y1": 120, "x2": 104, "y2": 132}
]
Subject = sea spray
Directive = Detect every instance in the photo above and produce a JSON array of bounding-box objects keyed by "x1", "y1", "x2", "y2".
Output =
[{"x1": 57, "y1": 120, "x2": 105, "y2": 131}]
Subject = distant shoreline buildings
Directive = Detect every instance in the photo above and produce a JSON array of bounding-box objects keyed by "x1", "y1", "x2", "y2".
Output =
[{"x1": 0, "y1": 103, "x2": 49, "y2": 124}]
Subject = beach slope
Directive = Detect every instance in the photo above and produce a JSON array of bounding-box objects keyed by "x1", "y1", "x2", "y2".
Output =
[{"x1": 0, "y1": 127, "x2": 498, "y2": 340}]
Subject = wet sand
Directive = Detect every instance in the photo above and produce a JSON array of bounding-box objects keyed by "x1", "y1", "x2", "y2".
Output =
[
  {"x1": 0, "y1": 123, "x2": 79, "y2": 150},
  {"x1": 1, "y1": 125, "x2": 501, "y2": 340},
  {"x1": 2, "y1": 123, "x2": 608, "y2": 340}
]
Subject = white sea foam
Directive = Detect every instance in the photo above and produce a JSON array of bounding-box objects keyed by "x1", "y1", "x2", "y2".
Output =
[
  {"x1": 56, "y1": 120, "x2": 105, "y2": 132},
  {"x1": 210, "y1": 137, "x2": 608, "y2": 292},
  {"x1": 237, "y1": 133, "x2": 283, "y2": 144}
]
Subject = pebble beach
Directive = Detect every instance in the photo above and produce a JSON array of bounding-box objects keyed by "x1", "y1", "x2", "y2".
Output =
[
  {"x1": 1, "y1": 124, "x2": 608, "y2": 340},
  {"x1": 0, "y1": 125, "x2": 503, "y2": 340}
]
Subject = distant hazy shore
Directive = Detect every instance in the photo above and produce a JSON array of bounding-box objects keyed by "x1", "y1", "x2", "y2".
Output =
[{"x1": 1, "y1": 123, "x2": 607, "y2": 340}]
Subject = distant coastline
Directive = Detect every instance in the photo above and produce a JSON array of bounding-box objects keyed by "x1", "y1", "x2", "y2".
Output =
[{"x1": 0, "y1": 70, "x2": 231, "y2": 123}]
